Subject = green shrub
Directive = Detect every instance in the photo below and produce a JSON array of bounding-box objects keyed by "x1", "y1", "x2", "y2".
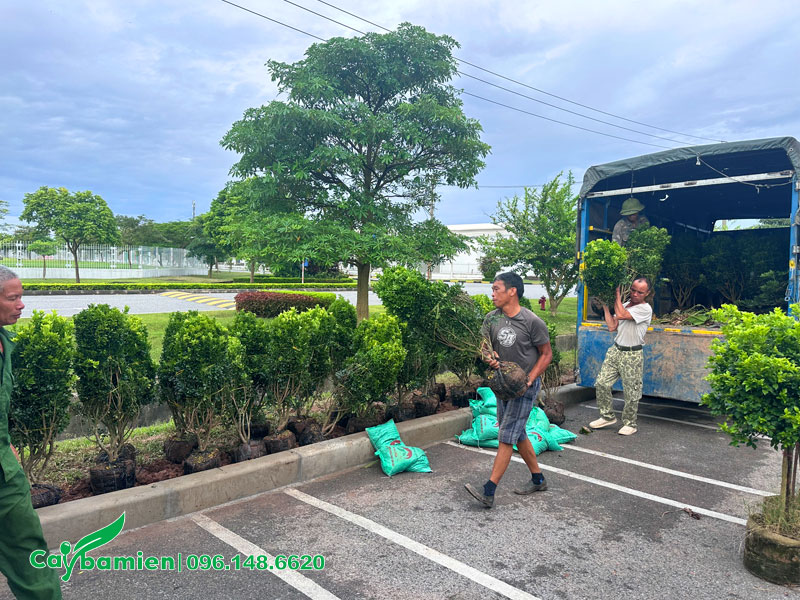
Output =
[
  {"x1": 228, "y1": 311, "x2": 272, "y2": 444},
  {"x1": 373, "y1": 267, "x2": 449, "y2": 395},
  {"x1": 234, "y1": 291, "x2": 336, "y2": 317},
  {"x1": 9, "y1": 311, "x2": 76, "y2": 482},
  {"x1": 581, "y1": 240, "x2": 628, "y2": 306},
  {"x1": 74, "y1": 304, "x2": 156, "y2": 462},
  {"x1": 626, "y1": 226, "x2": 671, "y2": 284},
  {"x1": 478, "y1": 254, "x2": 502, "y2": 281},
  {"x1": 703, "y1": 304, "x2": 800, "y2": 529},
  {"x1": 701, "y1": 236, "x2": 746, "y2": 305},
  {"x1": 157, "y1": 311, "x2": 245, "y2": 451},
  {"x1": 336, "y1": 313, "x2": 406, "y2": 417},
  {"x1": 471, "y1": 294, "x2": 494, "y2": 314},
  {"x1": 258, "y1": 309, "x2": 318, "y2": 430}
]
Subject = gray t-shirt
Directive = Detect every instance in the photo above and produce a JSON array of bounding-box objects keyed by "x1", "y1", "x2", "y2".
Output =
[{"x1": 481, "y1": 307, "x2": 550, "y2": 374}]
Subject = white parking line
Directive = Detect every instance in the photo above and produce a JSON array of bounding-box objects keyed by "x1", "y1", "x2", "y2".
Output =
[
  {"x1": 446, "y1": 442, "x2": 747, "y2": 526},
  {"x1": 582, "y1": 404, "x2": 720, "y2": 430},
  {"x1": 559, "y1": 444, "x2": 772, "y2": 496},
  {"x1": 191, "y1": 513, "x2": 340, "y2": 600},
  {"x1": 285, "y1": 488, "x2": 542, "y2": 600}
]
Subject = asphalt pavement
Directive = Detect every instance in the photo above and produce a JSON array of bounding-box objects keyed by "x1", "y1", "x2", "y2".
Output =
[
  {"x1": 19, "y1": 282, "x2": 560, "y2": 318},
  {"x1": 3, "y1": 395, "x2": 793, "y2": 600}
]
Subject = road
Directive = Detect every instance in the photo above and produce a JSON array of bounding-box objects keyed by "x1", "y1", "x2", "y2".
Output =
[
  {"x1": 2, "y1": 397, "x2": 792, "y2": 600},
  {"x1": 20, "y1": 283, "x2": 560, "y2": 317}
]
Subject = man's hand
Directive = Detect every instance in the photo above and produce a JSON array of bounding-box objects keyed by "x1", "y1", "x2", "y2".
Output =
[{"x1": 485, "y1": 350, "x2": 500, "y2": 370}]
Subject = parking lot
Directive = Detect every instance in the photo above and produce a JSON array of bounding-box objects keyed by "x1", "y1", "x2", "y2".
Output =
[{"x1": 3, "y1": 395, "x2": 796, "y2": 600}]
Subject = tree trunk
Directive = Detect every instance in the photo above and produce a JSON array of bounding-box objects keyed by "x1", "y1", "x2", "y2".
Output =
[
  {"x1": 71, "y1": 246, "x2": 80, "y2": 283},
  {"x1": 356, "y1": 262, "x2": 371, "y2": 322},
  {"x1": 42, "y1": 257, "x2": 46, "y2": 279},
  {"x1": 208, "y1": 262, "x2": 213, "y2": 278},
  {"x1": 249, "y1": 259, "x2": 255, "y2": 283}
]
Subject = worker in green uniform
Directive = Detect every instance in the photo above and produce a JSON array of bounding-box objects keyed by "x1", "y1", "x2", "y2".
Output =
[{"x1": 0, "y1": 266, "x2": 62, "y2": 599}]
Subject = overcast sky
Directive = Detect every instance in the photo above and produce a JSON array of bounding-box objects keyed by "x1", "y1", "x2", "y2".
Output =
[{"x1": 2, "y1": 0, "x2": 799, "y2": 228}]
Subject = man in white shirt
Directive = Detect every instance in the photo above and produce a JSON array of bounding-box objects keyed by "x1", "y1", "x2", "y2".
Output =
[{"x1": 589, "y1": 277, "x2": 653, "y2": 436}]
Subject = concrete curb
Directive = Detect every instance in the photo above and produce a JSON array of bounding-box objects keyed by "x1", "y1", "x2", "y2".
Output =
[{"x1": 36, "y1": 384, "x2": 594, "y2": 546}]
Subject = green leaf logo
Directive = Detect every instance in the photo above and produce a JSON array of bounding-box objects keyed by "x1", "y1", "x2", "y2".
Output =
[{"x1": 61, "y1": 512, "x2": 126, "y2": 582}]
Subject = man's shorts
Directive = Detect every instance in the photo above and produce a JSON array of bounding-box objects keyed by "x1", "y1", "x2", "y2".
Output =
[{"x1": 496, "y1": 378, "x2": 540, "y2": 445}]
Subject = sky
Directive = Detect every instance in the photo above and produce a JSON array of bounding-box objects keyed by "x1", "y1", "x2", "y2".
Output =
[{"x1": 2, "y1": 0, "x2": 800, "y2": 229}]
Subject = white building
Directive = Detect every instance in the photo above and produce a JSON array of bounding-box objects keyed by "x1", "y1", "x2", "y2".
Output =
[{"x1": 431, "y1": 223, "x2": 507, "y2": 280}]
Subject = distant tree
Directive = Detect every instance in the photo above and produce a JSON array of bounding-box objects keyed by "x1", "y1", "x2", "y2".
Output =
[
  {"x1": 115, "y1": 215, "x2": 163, "y2": 266},
  {"x1": 27, "y1": 239, "x2": 59, "y2": 279},
  {"x1": 480, "y1": 172, "x2": 579, "y2": 316},
  {"x1": 221, "y1": 23, "x2": 489, "y2": 320},
  {"x1": 187, "y1": 215, "x2": 229, "y2": 277},
  {"x1": 151, "y1": 220, "x2": 194, "y2": 248},
  {"x1": 752, "y1": 218, "x2": 790, "y2": 229},
  {"x1": 20, "y1": 186, "x2": 118, "y2": 282}
]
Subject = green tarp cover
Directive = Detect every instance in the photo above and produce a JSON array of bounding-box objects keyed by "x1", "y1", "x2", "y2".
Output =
[{"x1": 580, "y1": 136, "x2": 800, "y2": 198}]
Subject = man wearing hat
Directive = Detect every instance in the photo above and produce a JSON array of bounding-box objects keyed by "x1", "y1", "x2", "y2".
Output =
[{"x1": 612, "y1": 197, "x2": 649, "y2": 246}]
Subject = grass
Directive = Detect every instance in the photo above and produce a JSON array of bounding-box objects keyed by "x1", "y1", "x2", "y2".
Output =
[{"x1": 753, "y1": 494, "x2": 800, "y2": 540}]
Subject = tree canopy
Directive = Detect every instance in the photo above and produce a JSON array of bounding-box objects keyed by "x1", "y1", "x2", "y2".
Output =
[
  {"x1": 21, "y1": 186, "x2": 118, "y2": 282},
  {"x1": 480, "y1": 172, "x2": 579, "y2": 315},
  {"x1": 221, "y1": 23, "x2": 489, "y2": 319}
]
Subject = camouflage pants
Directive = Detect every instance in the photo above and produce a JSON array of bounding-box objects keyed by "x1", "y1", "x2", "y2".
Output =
[{"x1": 595, "y1": 345, "x2": 643, "y2": 428}]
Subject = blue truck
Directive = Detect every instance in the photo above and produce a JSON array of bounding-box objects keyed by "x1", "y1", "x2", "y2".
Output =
[{"x1": 576, "y1": 137, "x2": 800, "y2": 402}]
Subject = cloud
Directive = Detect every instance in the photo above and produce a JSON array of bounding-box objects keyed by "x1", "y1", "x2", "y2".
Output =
[{"x1": 1, "y1": 0, "x2": 799, "y2": 226}]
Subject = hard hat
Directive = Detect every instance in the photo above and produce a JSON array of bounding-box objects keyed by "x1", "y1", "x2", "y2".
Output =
[{"x1": 620, "y1": 197, "x2": 645, "y2": 216}]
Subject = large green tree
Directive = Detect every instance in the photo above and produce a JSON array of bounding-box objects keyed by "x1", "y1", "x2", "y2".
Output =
[
  {"x1": 481, "y1": 172, "x2": 579, "y2": 315},
  {"x1": 222, "y1": 23, "x2": 489, "y2": 320},
  {"x1": 21, "y1": 186, "x2": 119, "y2": 282}
]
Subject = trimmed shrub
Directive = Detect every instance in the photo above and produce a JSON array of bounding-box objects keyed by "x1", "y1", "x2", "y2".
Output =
[
  {"x1": 234, "y1": 291, "x2": 336, "y2": 317},
  {"x1": 158, "y1": 311, "x2": 245, "y2": 451},
  {"x1": 582, "y1": 239, "x2": 628, "y2": 306},
  {"x1": 9, "y1": 311, "x2": 76, "y2": 483},
  {"x1": 73, "y1": 304, "x2": 156, "y2": 462},
  {"x1": 231, "y1": 276, "x2": 352, "y2": 284},
  {"x1": 336, "y1": 313, "x2": 406, "y2": 418}
]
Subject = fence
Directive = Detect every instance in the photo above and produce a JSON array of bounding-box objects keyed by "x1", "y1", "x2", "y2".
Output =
[{"x1": 0, "y1": 241, "x2": 209, "y2": 279}]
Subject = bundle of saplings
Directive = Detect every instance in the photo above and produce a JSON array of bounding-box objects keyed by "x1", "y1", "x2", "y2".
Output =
[{"x1": 432, "y1": 288, "x2": 528, "y2": 401}]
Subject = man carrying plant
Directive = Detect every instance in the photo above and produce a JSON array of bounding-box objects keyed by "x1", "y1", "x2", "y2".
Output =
[
  {"x1": 590, "y1": 277, "x2": 652, "y2": 436},
  {"x1": 465, "y1": 272, "x2": 552, "y2": 508},
  {"x1": 0, "y1": 266, "x2": 62, "y2": 599}
]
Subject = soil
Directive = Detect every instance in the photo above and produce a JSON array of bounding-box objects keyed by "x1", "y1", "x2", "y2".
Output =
[{"x1": 47, "y1": 396, "x2": 477, "y2": 505}]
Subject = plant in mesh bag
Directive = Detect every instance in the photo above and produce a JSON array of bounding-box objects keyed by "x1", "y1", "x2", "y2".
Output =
[
  {"x1": 581, "y1": 239, "x2": 628, "y2": 307},
  {"x1": 431, "y1": 289, "x2": 527, "y2": 401}
]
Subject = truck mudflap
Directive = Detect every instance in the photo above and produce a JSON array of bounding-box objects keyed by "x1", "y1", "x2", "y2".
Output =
[{"x1": 576, "y1": 323, "x2": 723, "y2": 403}]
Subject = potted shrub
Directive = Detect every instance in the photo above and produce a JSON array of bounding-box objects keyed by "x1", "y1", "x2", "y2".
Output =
[
  {"x1": 702, "y1": 304, "x2": 800, "y2": 585},
  {"x1": 336, "y1": 313, "x2": 406, "y2": 432},
  {"x1": 9, "y1": 311, "x2": 76, "y2": 507},
  {"x1": 157, "y1": 311, "x2": 244, "y2": 473},
  {"x1": 73, "y1": 304, "x2": 155, "y2": 495}
]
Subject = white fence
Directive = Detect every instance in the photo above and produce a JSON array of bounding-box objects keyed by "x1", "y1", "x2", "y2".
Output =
[{"x1": 0, "y1": 241, "x2": 209, "y2": 279}]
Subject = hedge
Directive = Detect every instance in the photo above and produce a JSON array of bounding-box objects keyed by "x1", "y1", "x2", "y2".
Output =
[
  {"x1": 20, "y1": 282, "x2": 356, "y2": 291},
  {"x1": 234, "y1": 291, "x2": 337, "y2": 317},
  {"x1": 230, "y1": 276, "x2": 353, "y2": 284}
]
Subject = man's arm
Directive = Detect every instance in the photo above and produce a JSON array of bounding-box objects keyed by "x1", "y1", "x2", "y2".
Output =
[
  {"x1": 613, "y1": 286, "x2": 634, "y2": 321},
  {"x1": 603, "y1": 302, "x2": 619, "y2": 332},
  {"x1": 526, "y1": 342, "x2": 553, "y2": 387}
]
